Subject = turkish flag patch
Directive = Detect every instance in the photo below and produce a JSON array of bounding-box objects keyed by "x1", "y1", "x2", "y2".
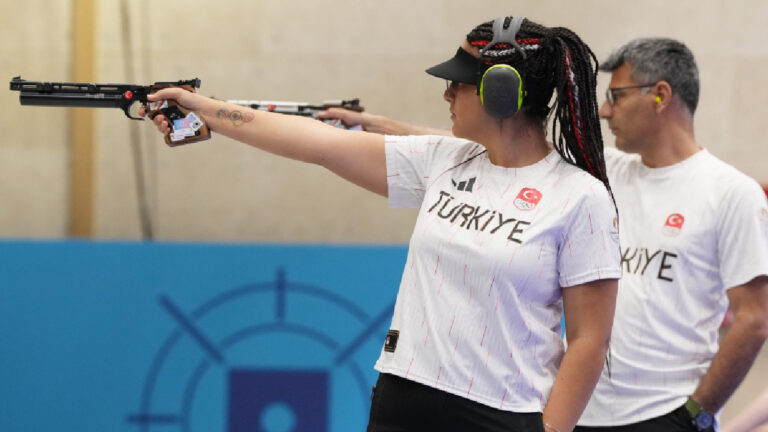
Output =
[
  {"x1": 514, "y1": 188, "x2": 542, "y2": 211},
  {"x1": 662, "y1": 213, "x2": 685, "y2": 237}
]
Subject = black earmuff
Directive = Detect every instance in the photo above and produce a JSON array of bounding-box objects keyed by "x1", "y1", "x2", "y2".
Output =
[
  {"x1": 480, "y1": 65, "x2": 524, "y2": 118},
  {"x1": 478, "y1": 16, "x2": 526, "y2": 118}
]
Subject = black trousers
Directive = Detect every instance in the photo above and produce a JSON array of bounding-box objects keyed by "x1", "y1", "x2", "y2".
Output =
[
  {"x1": 367, "y1": 373, "x2": 545, "y2": 432},
  {"x1": 574, "y1": 404, "x2": 700, "y2": 432}
]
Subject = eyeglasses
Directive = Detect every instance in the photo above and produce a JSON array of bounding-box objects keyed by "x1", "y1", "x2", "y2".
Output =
[
  {"x1": 605, "y1": 83, "x2": 657, "y2": 106},
  {"x1": 445, "y1": 80, "x2": 474, "y2": 92}
]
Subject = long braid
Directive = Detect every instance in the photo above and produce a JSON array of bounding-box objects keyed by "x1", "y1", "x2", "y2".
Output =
[
  {"x1": 548, "y1": 27, "x2": 608, "y2": 187},
  {"x1": 467, "y1": 19, "x2": 614, "y2": 204},
  {"x1": 469, "y1": 19, "x2": 617, "y2": 378}
]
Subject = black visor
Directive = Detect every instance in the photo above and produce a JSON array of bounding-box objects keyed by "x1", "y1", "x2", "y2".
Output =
[{"x1": 425, "y1": 47, "x2": 479, "y2": 84}]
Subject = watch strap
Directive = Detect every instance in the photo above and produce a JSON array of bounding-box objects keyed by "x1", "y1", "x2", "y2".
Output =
[
  {"x1": 685, "y1": 397, "x2": 715, "y2": 431},
  {"x1": 685, "y1": 397, "x2": 703, "y2": 418}
]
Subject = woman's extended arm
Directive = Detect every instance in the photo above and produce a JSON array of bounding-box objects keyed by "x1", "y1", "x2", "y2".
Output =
[
  {"x1": 318, "y1": 107, "x2": 453, "y2": 137},
  {"x1": 149, "y1": 88, "x2": 389, "y2": 196},
  {"x1": 543, "y1": 278, "x2": 618, "y2": 432}
]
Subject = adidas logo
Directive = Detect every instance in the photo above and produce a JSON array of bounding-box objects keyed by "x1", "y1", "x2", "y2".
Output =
[{"x1": 452, "y1": 177, "x2": 476, "y2": 192}]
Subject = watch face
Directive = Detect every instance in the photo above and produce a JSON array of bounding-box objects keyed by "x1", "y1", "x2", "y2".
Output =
[{"x1": 695, "y1": 412, "x2": 715, "y2": 430}]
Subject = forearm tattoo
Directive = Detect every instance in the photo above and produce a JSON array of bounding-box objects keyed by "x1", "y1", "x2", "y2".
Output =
[{"x1": 216, "y1": 108, "x2": 255, "y2": 127}]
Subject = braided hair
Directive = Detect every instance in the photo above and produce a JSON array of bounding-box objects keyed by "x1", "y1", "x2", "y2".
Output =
[{"x1": 467, "y1": 18, "x2": 612, "y2": 198}]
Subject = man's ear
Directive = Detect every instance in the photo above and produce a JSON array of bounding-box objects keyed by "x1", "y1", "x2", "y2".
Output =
[{"x1": 653, "y1": 80, "x2": 673, "y2": 112}]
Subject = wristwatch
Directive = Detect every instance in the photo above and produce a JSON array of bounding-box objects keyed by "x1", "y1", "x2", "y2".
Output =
[{"x1": 684, "y1": 397, "x2": 715, "y2": 431}]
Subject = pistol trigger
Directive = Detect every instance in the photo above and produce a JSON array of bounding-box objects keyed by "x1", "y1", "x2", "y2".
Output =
[{"x1": 122, "y1": 101, "x2": 144, "y2": 120}]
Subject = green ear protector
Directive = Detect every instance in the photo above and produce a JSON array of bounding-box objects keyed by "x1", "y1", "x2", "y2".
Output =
[{"x1": 478, "y1": 16, "x2": 527, "y2": 118}]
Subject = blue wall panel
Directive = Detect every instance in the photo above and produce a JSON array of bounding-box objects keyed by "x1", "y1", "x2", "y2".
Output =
[{"x1": 0, "y1": 241, "x2": 408, "y2": 432}]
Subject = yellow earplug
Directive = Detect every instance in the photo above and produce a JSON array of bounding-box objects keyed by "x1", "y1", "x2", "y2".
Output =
[{"x1": 655, "y1": 96, "x2": 662, "y2": 103}]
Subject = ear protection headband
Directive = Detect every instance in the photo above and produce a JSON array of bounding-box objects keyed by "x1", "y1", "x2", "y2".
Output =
[{"x1": 478, "y1": 16, "x2": 526, "y2": 118}]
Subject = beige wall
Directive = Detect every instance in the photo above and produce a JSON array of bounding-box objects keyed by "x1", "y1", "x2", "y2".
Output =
[
  {"x1": 1, "y1": 0, "x2": 71, "y2": 237},
  {"x1": 3, "y1": 0, "x2": 767, "y2": 242},
  {"x1": 1, "y1": 0, "x2": 766, "y2": 423}
]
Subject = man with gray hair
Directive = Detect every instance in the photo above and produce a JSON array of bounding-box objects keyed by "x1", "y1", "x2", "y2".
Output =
[
  {"x1": 320, "y1": 36, "x2": 768, "y2": 432},
  {"x1": 573, "y1": 37, "x2": 768, "y2": 432}
]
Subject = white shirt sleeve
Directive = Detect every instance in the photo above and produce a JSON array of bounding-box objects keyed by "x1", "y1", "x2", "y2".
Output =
[
  {"x1": 558, "y1": 183, "x2": 622, "y2": 287},
  {"x1": 716, "y1": 178, "x2": 768, "y2": 289},
  {"x1": 384, "y1": 135, "x2": 478, "y2": 209}
]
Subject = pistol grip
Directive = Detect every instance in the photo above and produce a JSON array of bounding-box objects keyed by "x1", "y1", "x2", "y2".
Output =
[{"x1": 148, "y1": 84, "x2": 212, "y2": 147}]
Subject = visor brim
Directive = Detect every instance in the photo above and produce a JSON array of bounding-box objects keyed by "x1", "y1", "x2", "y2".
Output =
[{"x1": 425, "y1": 47, "x2": 479, "y2": 84}]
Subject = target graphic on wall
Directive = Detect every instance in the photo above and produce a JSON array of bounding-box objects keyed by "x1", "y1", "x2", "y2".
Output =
[{"x1": 126, "y1": 268, "x2": 394, "y2": 432}]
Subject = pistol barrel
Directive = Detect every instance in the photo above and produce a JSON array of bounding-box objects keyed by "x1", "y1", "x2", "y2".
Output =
[{"x1": 19, "y1": 92, "x2": 125, "y2": 109}]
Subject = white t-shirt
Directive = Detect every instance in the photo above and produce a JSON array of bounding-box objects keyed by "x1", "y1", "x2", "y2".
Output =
[
  {"x1": 375, "y1": 135, "x2": 621, "y2": 412},
  {"x1": 579, "y1": 147, "x2": 768, "y2": 426}
]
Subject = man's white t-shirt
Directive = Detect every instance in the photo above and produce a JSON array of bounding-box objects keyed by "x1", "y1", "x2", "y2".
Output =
[
  {"x1": 375, "y1": 135, "x2": 621, "y2": 412},
  {"x1": 579, "y1": 147, "x2": 768, "y2": 426}
]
